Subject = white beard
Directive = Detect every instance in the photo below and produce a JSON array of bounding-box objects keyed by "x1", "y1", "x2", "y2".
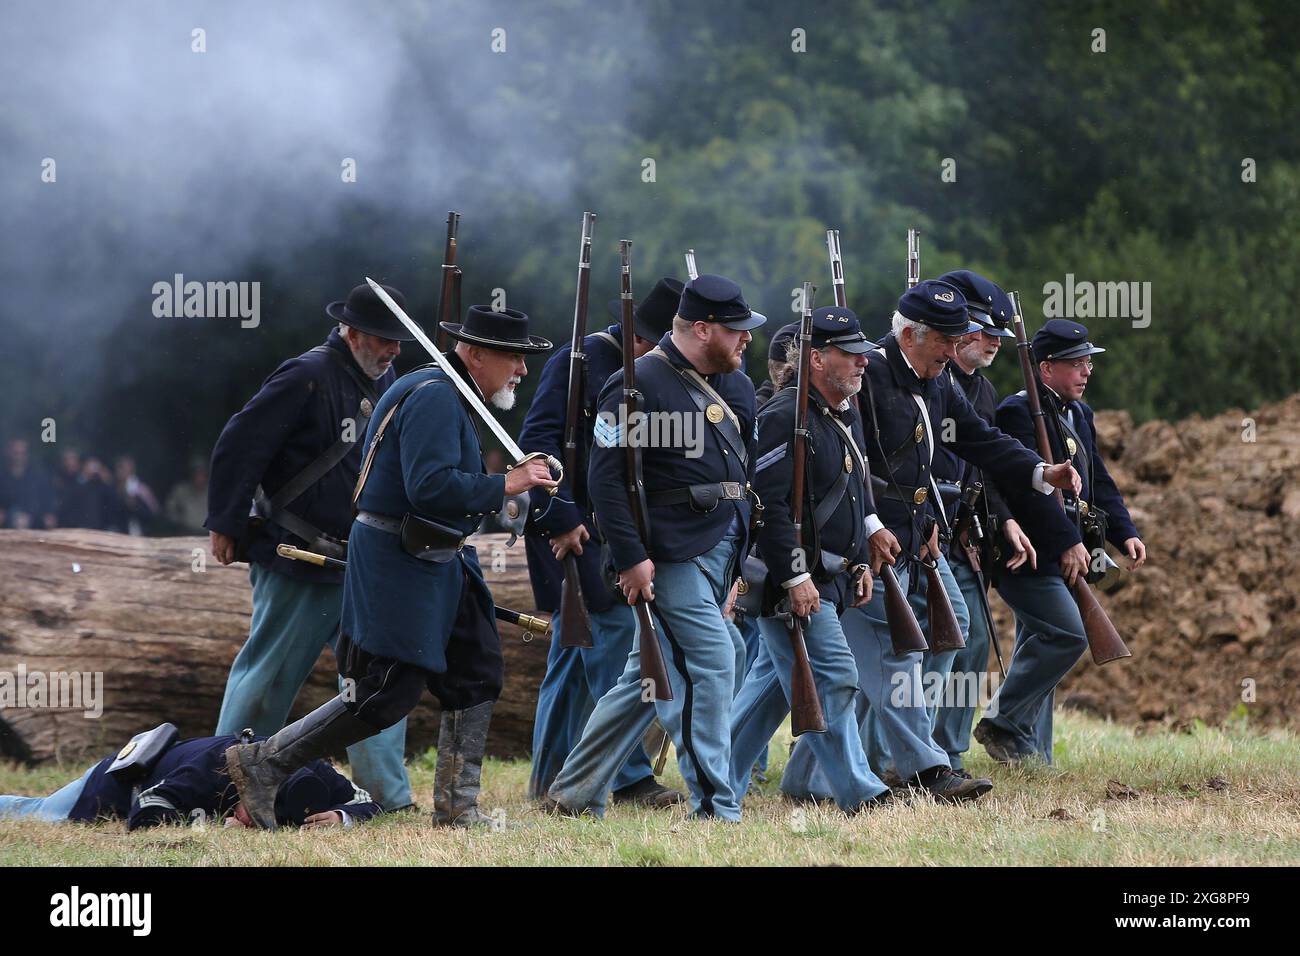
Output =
[{"x1": 490, "y1": 384, "x2": 517, "y2": 411}]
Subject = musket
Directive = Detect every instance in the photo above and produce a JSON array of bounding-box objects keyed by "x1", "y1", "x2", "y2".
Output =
[
  {"x1": 276, "y1": 544, "x2": 551, "y2": 640},
  {"x1": 556, "y1": 212, "x2": 597, "y2": 648},
  {"x1": 950, "y1": 482, "x2": 1006, "y2": 678},
  {"x1": 782, "y1": 283, "x2": 829, "y2": 736},
  {"x1": 365, "y1": 278, "x2": 563, "y2": 510},
  {"x1": 435, "y1": 211, "x2": 462, "y2": 352},
  {"x1": 907, "y1": 228, "x2": 920, "y2": 290},
  {"x1": 899, "y1": 227, "x2": 964, "y2": 652},
  {"x1": 618, "y1": 240, "x2": 672, "y2": 702},
  {"x1": 684, "y1": 249, "x2": 699, "y2": 281},
  {"x1": 826, "y1": 228, "x2": 926, "y2": 655},
  {"x1": 1008, "y1": 291, "x2": 1130, "y2": 665}
]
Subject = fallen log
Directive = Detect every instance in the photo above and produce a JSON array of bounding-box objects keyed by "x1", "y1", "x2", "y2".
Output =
[{"x1": 0, "y1": 529, "x2": 548, "y2": 765}]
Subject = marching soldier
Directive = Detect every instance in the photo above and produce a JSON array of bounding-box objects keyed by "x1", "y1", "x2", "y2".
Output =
[
  {"x1": 205, "y1": 282, "x2": 413, "y2": 809},
  {"x1": 976, "y1": 319, "x2": 1146, "y2": 764},
  {"x1": 224, "y1": 304, "x2": 559, "y2": 829},
  {"x1": 783, "y1": 280, "x2": 1081, "y2": 803},
  {"x1": 522, "y1": 277, "x2": 684, "y2": 807},
  {"x1": 729, "y1": 307, "x2": 893, "y2": 812},
  {"x1": 544, "y1": 274, "x2": 764, "y2": 820},
  {"x1": 928, "y1": 271, "x2": 1039, "y2": 770}
]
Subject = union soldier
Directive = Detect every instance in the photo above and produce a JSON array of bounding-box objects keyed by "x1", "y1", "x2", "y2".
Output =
[
  {"x1": 782, "y1": 280, "x2": 1081, "y2": 803},
  {"x1": 729, "y1": 307, "x2": 892, "y2": 812},
  {"x1": 0, "y1": 731, "x2": 381, "y2": 830},
  {"x1": 205, "y1": 282, "x2": 413, "y2": 809},
  {"x1": 521, "y1": 277, "x2": 684, "y2": 808},
  {"x1": 976, "y1": 319, "x2": 1146, "y2": 764},
  {"x1": 224, "y1": 304, "x2": 558, "y2": 829},
  {"x1": 544, "y1": 274, "x2": 764, "y2": 820}
]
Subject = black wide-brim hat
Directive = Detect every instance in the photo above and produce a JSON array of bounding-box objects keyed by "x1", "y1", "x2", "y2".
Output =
[
  {"x1": 441, "y1": 305, "x2": 553, "y2": 353},
  {"x1": 606, "y1": 276, "x2": 686, "y2": 343},
  {"x1": 326, "y1": 283, "x2": 416, "y2": 341}
]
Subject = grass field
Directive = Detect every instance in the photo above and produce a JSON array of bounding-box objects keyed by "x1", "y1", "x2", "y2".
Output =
[{"x1": 1, "y1": 712, "x2": 1296, "y2": 866}]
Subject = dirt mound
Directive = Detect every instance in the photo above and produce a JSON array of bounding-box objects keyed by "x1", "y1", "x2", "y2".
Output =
[{"x1": 1003, "y1": 393, "x2": 1300, "y2": 728}]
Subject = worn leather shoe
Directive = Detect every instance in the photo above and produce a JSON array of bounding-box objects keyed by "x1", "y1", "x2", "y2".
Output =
[
  {"x1": 611, "y1": 776, "x2": 686, "y2": 809},
  {"x1": 915, "y1": 765, "x2": 993, "y2": 803},
  {"x1": 974, "y1": 718, "x2": 1024, "y2": 765}
]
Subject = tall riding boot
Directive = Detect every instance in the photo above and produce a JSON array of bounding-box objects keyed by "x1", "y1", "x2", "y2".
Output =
[
  {"x1": 225, "y1": 696, "x2": 378, "y2": 830},
  {"x1": 432, "y1": 700, "x2": 494, "y2": 828}
]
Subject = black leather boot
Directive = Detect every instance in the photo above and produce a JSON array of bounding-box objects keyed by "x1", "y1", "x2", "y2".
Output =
[
  {"x1": 224, "y1": 696, "x2": 376, "y2": 830},
  {"x1": 432, "y1": 700, "x2": 494, "y2": 828}
]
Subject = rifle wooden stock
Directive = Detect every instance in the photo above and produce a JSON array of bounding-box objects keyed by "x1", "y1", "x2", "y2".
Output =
[
  {"x1": 826, "y1": 226, "x2": 929, "y2": 656},
  {"x1": 1009, "y1": 291, "x2": 1130, "y2": 665},
  {"x1": 619, "y1": 240, "x2": 672, "y2": 701},
  {"x1": 881, "y1": 565, "x2": 928, "y2": 654},
  {"x1": 435, "y1": 211, "x2": 461, "y2": 352},
  {"x1": 922, "y1": 561, "x2": 965, "y2": 652},
  {"x1": 558, "y1": 212, "x2": 597, "y2": 648},
  {"x1": 785, "y1": 281, "x2": 828, "y2": 736}
]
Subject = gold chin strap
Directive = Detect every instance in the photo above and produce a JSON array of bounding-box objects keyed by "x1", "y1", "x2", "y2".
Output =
[{"x1": 508, "y1": 452, "x2": 564, "y2": 496}]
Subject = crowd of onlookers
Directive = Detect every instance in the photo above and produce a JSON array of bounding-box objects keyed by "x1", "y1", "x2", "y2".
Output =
[{"x1": 0, "y1": 438, "x2": 209, "y2": 536}]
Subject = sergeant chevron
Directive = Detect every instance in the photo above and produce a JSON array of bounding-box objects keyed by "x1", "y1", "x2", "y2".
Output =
[{"x1": 594, "y1": 404, "x2": 705, "y2": 459}]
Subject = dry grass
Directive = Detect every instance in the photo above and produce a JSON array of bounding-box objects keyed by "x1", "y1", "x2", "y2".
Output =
[{"x1": 1, "y1": 712, "x2": 1297, "y2": 866}]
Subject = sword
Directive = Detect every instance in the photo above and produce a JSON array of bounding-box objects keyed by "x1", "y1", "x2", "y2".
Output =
[{"x1": 364, "y1": 277, "x2": 563, "y2": 488}]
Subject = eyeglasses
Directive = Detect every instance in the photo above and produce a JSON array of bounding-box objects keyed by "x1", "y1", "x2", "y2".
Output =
[{"x1": 1065, "y1": 359, "x2": 1094, "y2": 371}]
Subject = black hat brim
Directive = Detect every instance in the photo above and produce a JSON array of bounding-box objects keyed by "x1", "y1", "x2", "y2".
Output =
[
  {"x1": 439, "y1": 322, "x2": 553, "y2": 353},
  {"x1": 325, "y1": 300, "x2": 417, "y2": 341},
  {"x1": 720, "y1": 310, "x2": 767, "y2": 332},
  {"x1": 1043, "y1": 342, "x2": 1106, "y2": 361}
]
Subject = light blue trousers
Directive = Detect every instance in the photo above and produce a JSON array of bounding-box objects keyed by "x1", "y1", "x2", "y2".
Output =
[
  {"x1": 783, "y1": 565, "x2": 951, "y2": 798},
  {"x1": 547, "y1": 535, "x2": 741, "y2": 819},
  {"x1": 933, "y1": 560, "x2": 994, "y2": 768},
  {"x1": 861, "y1": 553, "x2": 968, "y2": 772},
  {"x1": 215, "y1": 563, "x2": 411, "y2": 809},
  {"x1": 731, "y1": 602, "x2": 889, "y2": 811},
  {"x1": 0, "y1": 765, "x2": 94, "y2": 821},
  {"x1": 987, "y1": 572, "x2": 1088, "y2": 763},
  {"x1": 528, "y1": 603, "x2": 653, "y2": 799},
  {"x1": 732, "y1": 613, "x2": 768, "y2": 773}
]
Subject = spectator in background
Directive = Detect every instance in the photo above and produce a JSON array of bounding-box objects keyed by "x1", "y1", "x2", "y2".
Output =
[
  {"x1": 110, "y1": 455, "x2": 160, "y2": 536},
  {"x1": 0, "y1": 439, "x2": 56, "y2": 530},
  {"x1": 165, "y1": 458, "x2": 209, "y2": 532},
  {"x1": 53, "y1": 448, "x2": 100, "y2": 528}
]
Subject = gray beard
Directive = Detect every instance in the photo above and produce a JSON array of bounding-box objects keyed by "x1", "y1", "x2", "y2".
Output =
[{"x1": 490, "y1": 386, "x2": 516, "y2": 411}]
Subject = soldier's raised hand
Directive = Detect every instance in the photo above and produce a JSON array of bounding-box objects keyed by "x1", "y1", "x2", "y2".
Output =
[
  {"x1": 504, "y1": 458, "x2": 559, "y2": 496},
  {"x1": 1043, "y1": 462, "x2": 1082, "y2": 496}
]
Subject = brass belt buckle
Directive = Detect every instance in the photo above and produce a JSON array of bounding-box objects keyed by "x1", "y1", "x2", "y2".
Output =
[{"x1": 913, "y1": 486, "x2": 928, "y2": 505}]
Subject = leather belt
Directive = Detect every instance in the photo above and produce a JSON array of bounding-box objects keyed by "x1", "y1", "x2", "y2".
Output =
[
  {"x1": 356, "y1": 511, "x2": 403, "y2": 534},
  {"x1": 870, "y1": 476, "x2": 961, "y2": 507},
  {"x1": 646, "y1": 481, "x2": 746, "y2": 509}
]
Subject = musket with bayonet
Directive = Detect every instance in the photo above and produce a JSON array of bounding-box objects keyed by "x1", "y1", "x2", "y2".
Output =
[
  {"x1": 435, "y1": 211, "x2": 462, "y2": 353},
  {"x1": 1008, "y1": 290, "x2": 1130, "y2": 665},
  {"x1": 365, "y1": 277, "x2": 563, "y2": 547},
  {"x1": 825, "y1": 228, "x2": 927, "y2": 655},
  {"x1": 276, "y1": 544, "x2": 551, "y2": 640},
  {"x1": 617, "y1": 240, "x2": 673, "y2": 702},
  {"x1": 783, "y1": 282, "x2": 829, "y2": 736},
  {"x1": 950, "y1": 481, "x2": 1006, "y2": 678},
  {"x1": 556, "y1": 212, "x2": 596, "y2": 648},
  {"x1": 901, "y1": 228, "x2": 965, "y2": 653}
]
